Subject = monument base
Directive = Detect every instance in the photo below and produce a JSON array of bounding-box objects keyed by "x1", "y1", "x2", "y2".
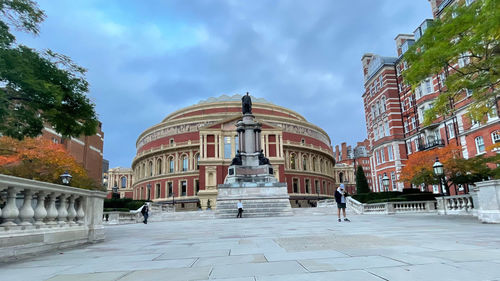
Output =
[{"x1": 215, "y1": 182, "x2": 293, "y2": 218}]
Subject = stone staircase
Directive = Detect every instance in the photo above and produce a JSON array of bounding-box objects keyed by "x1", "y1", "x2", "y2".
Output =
[{"x1": 216, "y1": 198, "x2": 293, "y2": 218}]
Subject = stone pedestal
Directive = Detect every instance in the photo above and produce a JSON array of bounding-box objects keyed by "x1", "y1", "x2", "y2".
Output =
[
  {"x1": 216, "y1": 182, "x2": 292, "y2": 218},
  {"x1": 197, "y1": 189, "x2": 218, "y2": 210},
  {"x1": 474, "y1": 180, "x2": 500, "y2": 223}
]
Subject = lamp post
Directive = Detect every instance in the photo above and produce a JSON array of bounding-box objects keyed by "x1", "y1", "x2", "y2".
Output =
[
  {"x1": 60, "y1": 171, "x2": 72, "y2": 185},
  {"x1": 147, "y1": 183, "x2": 151, "y2": 201},
  {"x1": 433, "y1": 157, "x2": 446, "y2": 196},
  {"x1": 382, "y1": 173, "x2": 389, "y2": 202},
  {"x1": 316, "y1": 184, "x2": 320, "y2": 206}
]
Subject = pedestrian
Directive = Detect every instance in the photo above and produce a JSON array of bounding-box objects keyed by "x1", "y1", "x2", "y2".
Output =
[
  {"x1": 141, "y1": 203, "x2": 149, "y2": 224},
  {"x1": 236, "y1": 199, "x2": 243, "y2": 218},
  {"x1": 335, "y1": 184, "x2": 350, "y2": 222}
]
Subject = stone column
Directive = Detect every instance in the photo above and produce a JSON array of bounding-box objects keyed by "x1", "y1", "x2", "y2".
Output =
[
  {"x1": 45, "y1": 192, "x2": 59, "y2": 225},
  {"x1": 67, "y1": 195, "x2": 77, "y2": 226},
  {"x1": 34, "y1": 191, "x2": 48, "y2": 226},
  {"x1": 215, "y1": 134, "x2": 219, "y2": 159},
  {"x1": 76, "y1": 196, "x2": 85, "y2": 225},
  {"x1": 279, "y1": 135, "x2": 283, "y2": 158},
  {"x1": 19, "y1": 189, "x2": 35, "y2": 226},
  {"x1": 57, "y1": 194, "x2": 69, "y2": 226},
  {"x1": 1, "y1": 187, "x2": 19, "y2": 226}
]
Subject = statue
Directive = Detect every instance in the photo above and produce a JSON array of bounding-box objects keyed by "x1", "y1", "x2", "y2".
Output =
[
  {"x1": 231, "y1": 150, "x2": 243, "y2": 166},
  {"x1": 258, "y1": 150, "x2": 270, "y2": 165},
  {"x1": 242, "y1": 92, "x2": 252, "y2": 114}
]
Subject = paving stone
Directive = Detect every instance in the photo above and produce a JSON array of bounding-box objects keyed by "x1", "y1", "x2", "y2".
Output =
[
  {"x1": 298, "y1": 255, "x2": 406, "y2": 272},
  {"x1": 45, "y1": 271, "x2": 129, "y2": 281},
  {"x1": 210, "y1": 261, "x2": 307, "y2": 279},
  {"x1": 255, "y1": 270, "x2": 385, "y2": 281},
  {"x1": 264, "y1": 250, "x2": 348, "y2": 261},
  {"x1": 0, "y1": 265, "x2": 75, "y2": 281},
  {"x1": 155, "y1": 248, "x2": 230, "y2": 260},
  {"x1": 193, "y1": 254, "x2": 267, "y2": 267},
  {"x1": 367, "y1": 263, "x2": 492, "y2": 281},
  {"x1": 117, "y1": 266, "x2": 212, "y2": 281}
]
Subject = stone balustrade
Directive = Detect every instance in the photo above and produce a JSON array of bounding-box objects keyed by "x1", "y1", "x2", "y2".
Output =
[
  {"x1": 0, "y1": 174, "x2": 107, "y2": 262},
  {"x1": 346, "y1": 197, "x2": 436, "y2": 215},
  {"x1": 436, "y1": 195, "x2": 476, "y2": 216}
]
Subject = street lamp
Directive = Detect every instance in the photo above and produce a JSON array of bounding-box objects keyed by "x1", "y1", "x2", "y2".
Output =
[
  {"x1": 382, "y1": 173, "x2": 389, "y2": 192},
  {"x1": 147, "y1": 183, "x2": 151, "y2": 201},
  {"x1": 60, "y1": 171, "x2": 72, "y2": 185},
  {"x1": 112, "y1": 186, "x2": 119, "y2": 199},
  {"x1": 433, "y1": 157, "x2": 446, "y2": 195}
]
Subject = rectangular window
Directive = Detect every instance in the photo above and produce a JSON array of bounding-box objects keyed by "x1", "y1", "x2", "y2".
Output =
[
  {"x1": 224, "y1": 136, "x2": 232, "y2": 159},
  {"x1": 181, "y1": 181, "x2": 187, "y2": 196},
  {"x1": 195, "y1": 179, "x2": 200, "y2": 195},
  {"x1": 404, "y1": 121, "x2": 408, "y2": 133},
  {"x1": 475, "y1": 136, "x2": 485, "y2": 154},
  {"x1": 376, "y1": 150, "x2": 381, "y2": 164},
  {"x1": 381, "y1": 148, "x2": 386, "y2": 163},
  {"x1": 414, "y1": 139, "x2": 419, "y2": 152},
  {"x1": 385, "y1": 122, "x2": 390, "y2": 136},
  {"x1": 167, "y1": 182, "x2": 173, "y2": 197},
  {"x1": 156, "y1": 183, "x2": 161, "y2": 199},
  {"x1": 388, "y1": 146, "x2": 394, "y2": 161},
  {"x1": 391, "y1": 172, "x2": 396, "y2": 190},
  {"x1": 293, "y1": 178, "x2": 299, "y2": 193},
  {"x1": 492, "y1": 131, "x2": 500, "y2": 144},
  {"x1": 315, "y1": 180, "x2": 319, "y2": 194},
  {"x1": 447, "y1": 123, "x2": 455, "y2": 139},
  {"x1": 305, "y1": 179, "x2": 310, "y2": 193},
  {"x1": 425, "y1": 79, "x2": 432, "y2": 94},
  {"x1": 169, "y1": 159, "x2": 174, "y2": 173}
]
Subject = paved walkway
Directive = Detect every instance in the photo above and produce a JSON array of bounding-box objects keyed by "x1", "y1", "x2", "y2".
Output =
[{"x1": 1, "y1": 208, "x2": 500, "y2": 281}]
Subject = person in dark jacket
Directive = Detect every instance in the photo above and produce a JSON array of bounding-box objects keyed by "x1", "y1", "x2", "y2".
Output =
[
  {"x1": 141, "y1": 204, "x2": 149, "y2": 224},
  {"x1": 334, "y1": 184, "x2": 350, "y2": 222}
]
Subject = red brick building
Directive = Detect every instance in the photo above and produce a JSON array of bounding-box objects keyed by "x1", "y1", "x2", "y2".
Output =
[
  {"x1": 362, "y1": 0, "x2": 499, "y2": 194},
  {"x1": 41, "y1": 123, "x2": 104, "y2": 185},
  {"x1": 333, "y1": 140, "x2": 372, "y2": 194},
  {"x1": 127, "y1": 95, "x2": 337, "y2": 209}
]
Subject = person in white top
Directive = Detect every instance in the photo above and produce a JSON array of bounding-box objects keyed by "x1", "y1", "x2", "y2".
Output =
[{"x1": 236, "y1": 200, "x2": 244, "y2": 218}]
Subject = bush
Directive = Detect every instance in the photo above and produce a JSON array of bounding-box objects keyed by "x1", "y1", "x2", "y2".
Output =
[
  {"x1": 104, "y1": 198, "x2": 146, "y2": 211},
  {"x1": 103, "y1": 208, "x2": 130, "y2": 212},
  {"x1": 352, "y1": 190, "x2": 437, "y2": 204},
  {"x1": 366, "y1": 197, "x2": 407, "y2": 204},
  {"x1": 402, "y1": 192, "x2": 436, "y2": 201}
]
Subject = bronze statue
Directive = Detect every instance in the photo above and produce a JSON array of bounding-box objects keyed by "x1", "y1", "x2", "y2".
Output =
[
  {"x1": 258, "y1": 150, "x2": 270, "y2": 165},
  {"x1": 231, "y1": 150, "x2": 243, "y2": 166},
  {"x1": 242, "y1": 92, "x2": 252, "y2": 114}
]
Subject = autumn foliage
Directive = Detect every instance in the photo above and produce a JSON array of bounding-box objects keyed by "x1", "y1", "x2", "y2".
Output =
[
  {"x1": 0, "y1": 137, "x2": 100, "y2": 190},
  {"x1": 399, "y1": 144, "x2": 462, "y2": 186}
]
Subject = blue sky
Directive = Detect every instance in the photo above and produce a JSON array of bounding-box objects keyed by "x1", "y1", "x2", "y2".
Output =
[{"x1": 15, "y1": 0, "x2": 432, "y2": 168}]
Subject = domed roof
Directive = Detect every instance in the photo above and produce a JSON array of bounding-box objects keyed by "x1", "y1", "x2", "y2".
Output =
[{"x1": 197, "y1": 94, "x2": 274, "y2": 105}]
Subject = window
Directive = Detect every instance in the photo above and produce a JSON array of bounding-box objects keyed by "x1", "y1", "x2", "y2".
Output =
[
  {"x1": 492, "y1": 131, "x2": 500, "y2": 144},
  {"x1": 465, "y1": 88, "x2": 473, "y2": 97},
  {"x1": 169, "y1": 157, "x2": 174, "y2": 173},
  {"x1": 302, "y1": 155, "x2": 307, "y2": 171},
  {"x1": 381, "y1": 148, "x2": 386, "y2": 163},
  {"x1": 181, "y1": 181, "x2": 187, "y2": 196},
  {"x1": 465, "y1": 0, "x2": 475, "y2": 6},
  {"x1": 195, "y1": 180, "x2": 200, "y2": 195},
  {"x1": 224, "y1": 136, "x2": 231, "y2": 159},
  {"x1": 371, "y1": 105, "x2": 376, "y2": 119},
  {"x1": 195, "y1": 154, "x2": 200, "y2": 170},
  {"x1": 381, "y1": 96, "x2": 386, "y2": 112},
  {"x1": 157, "y1": 159, "x2": 162, "y2": 175},
  {"x1": 290, "y1": 154, "x2": 296, "y2": 169},
  {"x1": 385, "y1": 121, "x2": 390, "y2": 137},
  {"x1": 410, "y1": 117, "x2": 416, "y2": 130},
  {"x1": 458, "y1": 52, "x2": 471, "y2": 68},
  {"x1": 305, "y1": 179, "x2": 310, "y2": 193},
  {"x1": 404, "y1": 121, "x2": 408, "y2": 133},
  {"x1": 121, "y1": 177, "x2": 127, "y2": 188},
  {"x1": 475, "y1": 136, "x2": 485, "y2": 154},
  {"x1": 169, "y1": 138, "x2": 174, "y2": 145},
  {"x1": 182, "y1": 155, "x2": 188, "y2": 171},
  {"x1": 167, "y1": 182, "x2": 173, "y2": 197},
  {"x1": 376, "y1": 150, "x2": 380, "y2": 164},
  {"x1": 447, "y1": 123, "x2": 455, "y2": 139},
  {"x1": 425, "y1": 79, "x2": 432, "y2": 94},
  {"x1": 293, "y1": 178, "x2": 299, "y2": 193},
  {"x1": 414, "y1": 139, "x2": 419, "y2": 152},
  {"x1": 149, "y1": 161, "x2": 153, "y2": 177},
  {"x1": 376, "y1": 101, "x2": 381, "y2": 115},
  {"x1": 378, "y1": 175, "x2": 383, "y2": 192},
  {"x1": 156, "y1": 183, "x2": 161, "y2": 198},
  {"x1": 315, "y1": 180, "x2": 320, "y2": 194},
  {"x1": 439, "y1": 72, "x2": 446, "y2": 88},
  {"x1": 388, "y1": 146, "x2": 394, "y2": 161}
]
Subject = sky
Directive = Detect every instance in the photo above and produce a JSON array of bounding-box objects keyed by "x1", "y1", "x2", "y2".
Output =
[{"x1": 14, "y1": 0, "x2": 432, "y2": 168}]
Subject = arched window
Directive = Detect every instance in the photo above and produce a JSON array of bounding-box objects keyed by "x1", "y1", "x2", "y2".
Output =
[
  {"x1": 312, "y1": 157, "x2": 317, "y2": 171},
  {"x1": 169, "y1": 157, "x2": 174, "y2": 173},
  {"x1": 142, "y1": 163, "x2": 146, "y2": 178},
  {"x1": 381, "y1": 96, "x2": 386, "y2": 112},
  {"x1": 376, "y1": 101, "x2": 381, "y2": 115},
  {"x1": 302, "y1": 155, "x2": 307, "y2": 171},
  {"x1": 148, "y1": 161, "x2": 153, "y2": 177},
  {"x1": 182, "y1": 155, "x2": 188, "y2": 171},
  {"x1": 157, "y1": 159, "x2": 162, "y2": 175},
  {"x1": 371, "y1": 105, "x2": 376, "y2": 118},
  {"x1": 195, "y1": 154, "x2": 200, "y2": 170},
  {"x1": 290, "y1": 154, "x2": 296, "y2": 170},
  {"x1": 121, "y1": 176, "x2": 127, "y2": 188},
  {"x1": 339, "y1": 172, "x2": 344, "y2": 183},
  {"x1": 319, "y1": 159, "x2": 323, "y2": 173}
]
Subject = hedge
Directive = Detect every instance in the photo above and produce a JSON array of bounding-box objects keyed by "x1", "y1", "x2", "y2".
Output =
[
  {"x1": 352, "y1": 189, "x2": 437, "y2": 204},
  {"x1": 104, "y1": 198, "x2": 147, "y2": 211},
  {"x1": 103, "y1": 208, "x2": 130, "y2": 212}
]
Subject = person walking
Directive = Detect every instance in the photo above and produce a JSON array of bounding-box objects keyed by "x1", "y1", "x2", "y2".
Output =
[
  {"x1": 141, "y1": 203, "x2": 149, "y2": 224},
  {"x1": 335, "y1": 184, "x2": 350, "y2": 222},
  {"x1": 236, "y1": 200, "x2": 244, "y2": 218}
]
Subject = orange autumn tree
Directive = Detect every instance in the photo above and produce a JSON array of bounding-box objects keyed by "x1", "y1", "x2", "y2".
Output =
[
  {"x1": 0, "y1": 137, "x2": 100, "y2": 190},
  {"x1": 399, "y1": 143, "x2": 462, "y2": 187}
]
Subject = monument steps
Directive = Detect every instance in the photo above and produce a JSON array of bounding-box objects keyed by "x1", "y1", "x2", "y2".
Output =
[{"x1": 216, "y1": 198, "x2": 293, "y2": 218}]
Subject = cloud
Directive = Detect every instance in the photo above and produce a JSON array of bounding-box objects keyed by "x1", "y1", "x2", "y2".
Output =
[{"x1": 14, "y1": 0, "x2": 432, "y2": 167}]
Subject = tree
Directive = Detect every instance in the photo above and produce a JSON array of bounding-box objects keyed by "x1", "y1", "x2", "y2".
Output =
[
  {"x1": 0, "y1": 0, "x2": 98, "y2": 140},
  {"x1": 399, "y1": 144, "x2": 461, "y2": 186},
  {"x1": 403, "y1": 0, "x2": 500, "y2": 125},
  {"x1": 355, "y1": 165, "x2": 370, "y2": 194},
  {"x1": 0, "y1": 136, "x2": 101, "y2": 190}
]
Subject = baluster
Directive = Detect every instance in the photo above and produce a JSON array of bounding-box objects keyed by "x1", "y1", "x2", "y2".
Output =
[
  {"x1": 467, "y1": 197, "x2": 473, "y2": 210},
  {"x1": 446, "y1": 198, "x2": 452, "y2": 210},
  {"x1": 76, "y1": 196, "x2": 85, "y2": 225},
  {"x1": 45, "y1": 192, "x2": 59, "y2": 225},
  {"x1": 19, "y1": 189, "x2": 35, "y2": 226},
  {"x1": 1, "y1": 187, "x2": 19, "y2": 226},
  {"x1": 57, "y1": 194, "x2": 68, "y2": 225},
  {"x1": 460, "y1": 198, "x2": 466, "y2": 210},
  {"x1": 34, "y1": 191, "x2": 48, "y2": 226},
  {"x1": 67, "y1": 195, "x2": 77, "y2": 226}
]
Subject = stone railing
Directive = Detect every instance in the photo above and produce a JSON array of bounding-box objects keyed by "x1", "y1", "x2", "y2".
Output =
[
  {"x1": 346, "y1": 197, "x2": 436, "y2": 215},
  {"x1": 436, "y1": 195, "x2": 476, "y2": 216},
  {"x1": 0, "y1": 174, "x2": 107, "y2": 262}
]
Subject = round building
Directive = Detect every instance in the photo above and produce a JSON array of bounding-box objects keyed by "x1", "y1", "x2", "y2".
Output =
[{"x1": 130, "y1": 95, "x2": 336, "y2": 210}]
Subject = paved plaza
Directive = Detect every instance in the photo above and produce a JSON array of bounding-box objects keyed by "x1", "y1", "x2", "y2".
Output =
[{"x1": 1, "y1": 208, "x2": 500, "y2": 281}]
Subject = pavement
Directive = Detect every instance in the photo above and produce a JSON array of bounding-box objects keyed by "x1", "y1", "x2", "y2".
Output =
[{"x1": 1, "y1": 208, "x2": 500, "y2": 281}]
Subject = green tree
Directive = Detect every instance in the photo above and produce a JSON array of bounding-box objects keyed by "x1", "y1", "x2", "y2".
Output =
[
  {"x1": 403, "y1": 0, "x2": 500, "y2": 125},
  {"x1": 0, "y1": 0, "x2": 98, "y2": 140},
  {"x1": 355, "y1": 165, "x2": 370, "y2": 194}
]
